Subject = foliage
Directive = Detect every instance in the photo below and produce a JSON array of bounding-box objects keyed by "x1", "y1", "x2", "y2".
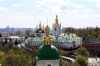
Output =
[
  {"x1": 63, "y1": 26, "x2": 100, "y2": 40},
  {"x1": 76, "y1": 55, "x2": 87, "y2": 66},
  {"x1": 37, "y1": 33, "x2": 42, "y2": 37},
  {"x1": 8, "y1": 42, "x2": 14, "y2": 49},
  {"x1": 71, "y1": 62, "x2": 80, "y2": 66},
  {"x1": 75, "y1": 47, "x2": 89, "y2": 57},
  {"x1": 14, "y1": 39, "x2": 18, "y2": 45},
  {"x1": 0, "y1": 45, "x2": 34, "y2": 66},
  {"x1": 25, "y1": 29, "x2": 31, "y2": 37}
]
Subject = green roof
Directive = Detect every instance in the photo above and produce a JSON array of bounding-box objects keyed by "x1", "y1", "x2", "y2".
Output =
[
  {"x1": 37, "y1": 45, "x2": 59, "y2": 60},
  {"x1": 26, "y1": 37, "x2": 43, "y2": 41}
]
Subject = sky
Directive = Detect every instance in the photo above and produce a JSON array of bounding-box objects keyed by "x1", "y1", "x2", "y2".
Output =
[{"x1": 0, "y1": 0, "x2": 100, "y2": 28}]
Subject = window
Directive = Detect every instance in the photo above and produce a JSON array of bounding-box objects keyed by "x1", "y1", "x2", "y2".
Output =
[{"x1": 55, "y1": 28, "x2": 56, "y2": 31}]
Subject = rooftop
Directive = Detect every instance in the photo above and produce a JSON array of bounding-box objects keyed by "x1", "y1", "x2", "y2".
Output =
[{"x1": 88, "y1": 57, "x2": 100, "y2": 63}]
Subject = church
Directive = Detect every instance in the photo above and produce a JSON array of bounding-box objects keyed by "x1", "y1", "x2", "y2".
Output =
[
  {"x1": 36, "y1": 23, "x2": 60, "y2": 66},
  {"x1": 25, "y1": 15, "x2": 82, "y2": 50},
  {"x1": 35, "y1": 22, "x2": 45, "y2": 37}
]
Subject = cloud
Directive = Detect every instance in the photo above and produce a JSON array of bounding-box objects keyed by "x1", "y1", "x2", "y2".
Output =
[
  {"x1": 0, "y1": 13, "x2": 34, "y2": 28},
  {"x1": 34, "y1": 0, "x2": 84, "y2": 13},
  {"x1": 61, "y1": 13, "x2": 100, "y2": 28},
  {"x1": 87, "y1": 0, "x2": 100, "y2": 8},
  {"x1": 83, "y1": 9, "x2": 91, "y2": 13},
  {"x1": 0, "y1": 0, "x2": 4, "y2": 2},
  {"x1": 12, "y1": 4, "x2": 22, "y2": 7},
  {"x1": 0, "y1": 7, "x2": 8, "y2": 12}
]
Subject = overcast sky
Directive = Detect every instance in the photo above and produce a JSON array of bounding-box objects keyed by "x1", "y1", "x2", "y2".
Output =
[{"x1": 0, "y1": 0, "x2": 100, "y2": 28}]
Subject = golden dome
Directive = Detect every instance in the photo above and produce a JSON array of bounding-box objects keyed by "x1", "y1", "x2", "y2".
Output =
[
  {"x1": 53, "y1": 23, "x2": 60, "y2": 26},
  {"x1": 53, "y1": 15, "x2": 61, "y2": 26},
  {"x1": 45, "y1": 25, "x2": 50, "y2": 30},
  {"x1": 43, "y1": 20, "x2": 52, "y2": 45}
]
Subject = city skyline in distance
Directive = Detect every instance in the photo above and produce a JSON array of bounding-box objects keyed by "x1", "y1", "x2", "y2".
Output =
[{"x1": 0, "y1": 0, "x2": 100, "y2": 28}]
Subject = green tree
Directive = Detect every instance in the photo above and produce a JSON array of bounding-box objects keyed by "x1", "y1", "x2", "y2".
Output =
[
  {"x1": 71, "y1": 62, "x2": 80, "y2": 66},
  {"x1": 37, "y1": 33, "x2": 41, "y2": 37},
  {"x1": 8, "y1": 42, "x2": 14, "y2": 49},
  {"x1": 25, "y1": 29, "x2": 31, "y2": 37},
  {"x1": 76, "y1": 55, "x2": 87, "y2": 66},
  {"x1": 75, "y1": 47, "x2": 89, "y2": 57}
]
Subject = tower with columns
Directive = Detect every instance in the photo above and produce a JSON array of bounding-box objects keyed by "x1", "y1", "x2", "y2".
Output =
[{"x1": 52, "y1": 15, "x2": 61, "y2": 40}]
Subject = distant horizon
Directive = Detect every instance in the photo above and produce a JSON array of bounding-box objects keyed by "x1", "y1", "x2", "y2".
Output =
[
  {"x1": 0, "y1": 0, "x2": 100, "y2": 28},
  {"x1": 0, "y1": 25, "x2": 100, "y2": 29}
]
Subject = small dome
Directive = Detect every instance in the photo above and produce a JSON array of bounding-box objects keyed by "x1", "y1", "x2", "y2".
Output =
[
  {"x1": 45, "y1": 25, "x2": 50, "y2": 30},
  {"x1": 37, "y1": 45, "x2": 59, "y2": 60}
]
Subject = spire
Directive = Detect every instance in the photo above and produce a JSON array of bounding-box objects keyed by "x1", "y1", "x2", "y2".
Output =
[
  {"x1": 43, "y1": 19, "x2": 52, "y2": 45},
  {"x1": 39, "y1": 21, "x2": 42, "y2": 28},
  {"x1": 36, "y1": 25, "x2": 38, "y2": 30},
  {"x1": 56, "y1": 15, "x2": 58, "y2": 24}
]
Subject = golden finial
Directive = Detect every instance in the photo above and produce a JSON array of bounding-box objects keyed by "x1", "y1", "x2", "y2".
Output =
[
  {"x1": 43, "y1": 18, "x2": 52, "y2": 45},
  {"x1": 45, "y1": 18, "x2": 50, "y2": 30}
]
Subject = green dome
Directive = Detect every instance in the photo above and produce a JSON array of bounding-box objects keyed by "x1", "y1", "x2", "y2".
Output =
[{"x1": 37, "y1": 45, "x2": 59, "y2": 60}]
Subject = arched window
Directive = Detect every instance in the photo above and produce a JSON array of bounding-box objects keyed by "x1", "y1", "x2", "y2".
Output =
[
  {"x1": 47, "y1": 64, "x2": 51, "y2": 66},
  {"x1": 55, "y1": 28, "x2": 56, "y2": 31}
]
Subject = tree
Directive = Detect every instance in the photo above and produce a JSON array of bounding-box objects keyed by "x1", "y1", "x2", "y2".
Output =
[
  {"x1": 4, "y1": 37, "x2": 8, "y2": 44},
  {"x1": 8, "y1": 42, "x2": 14, "y2": 49},
  {"x1": 71, "y1": 62, "x2": 80, "y2": 66},
  {"x1": 14, "y1": 39, "x2": 18, "y2": 45},
  {"x1": 76, "y1": 55, "x2": 87, "y2": 66},
  {"x1": 15, "y1": 31, "x2": 22, "y2": 36},
  {"x1": 75, "y1": 47, "x2": 89, "y2": 57},
  {"x1": 37, "y1": 33, "x2": 41, "y2": 37},
  {"x1": 25, "y1": 29, "x2": 31, "y2": 37}
]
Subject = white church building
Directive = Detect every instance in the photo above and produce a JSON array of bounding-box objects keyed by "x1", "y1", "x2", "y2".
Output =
[{"x1": 25, "y1": 15, "x2": 82, "y2": 49}]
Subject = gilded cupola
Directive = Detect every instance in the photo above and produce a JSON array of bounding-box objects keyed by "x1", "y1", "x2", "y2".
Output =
[
  {"x1": 43, "y1": 20, "x2": 52, "y2": 45},
  {"x1": 53, "y1": 15, "x2": 61, "y2": 26}
]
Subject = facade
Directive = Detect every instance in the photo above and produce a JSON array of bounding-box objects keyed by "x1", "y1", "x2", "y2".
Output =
[
  {"x1": 35, "y1": 22, "x2": 45, "y2": 37},
  {"x1": 88, "y1": 57, "x2": 100, "y2": 66},
  {"x1": 59, "y1": 33, "x2": 82, "y2": 47},
  {"x1": 25, "y1": 33, "x2": 82, "y2": 49},
  {"x1": 36, "y1": 24, "x2": 60, "y2": 66},
  {"x1": 82, "y1": 36, "x2": 100, "y2": 57}
]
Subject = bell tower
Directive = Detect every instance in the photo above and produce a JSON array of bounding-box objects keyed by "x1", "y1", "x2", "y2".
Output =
[{"x1": 52, "y1": 15, "x2": 61, "y2": 40}]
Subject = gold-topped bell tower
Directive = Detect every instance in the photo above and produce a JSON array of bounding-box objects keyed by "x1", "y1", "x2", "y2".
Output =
[
  {"x1": 52, "y1": 15, "x2": 61, "y2": 40},
  {"x1": 44, "y1": 19, "x2": 52, "y2": 45},
  {"x1": 53, "y1": 15, "x2": 61, "y2": 26},
  {"x1": 39, "y1": 22, "x2": 42, "y2": 28}
]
